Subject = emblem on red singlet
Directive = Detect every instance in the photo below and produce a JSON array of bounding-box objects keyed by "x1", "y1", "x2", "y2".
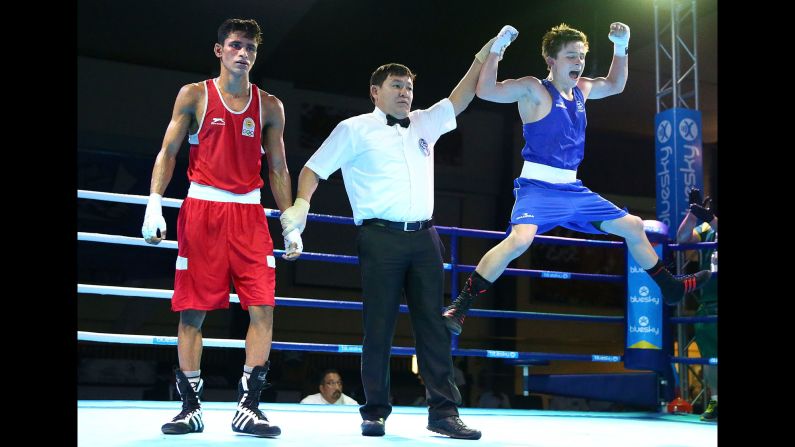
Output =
[{"x1": 242, "y1": 117, "x2": 256, "y2": 137}]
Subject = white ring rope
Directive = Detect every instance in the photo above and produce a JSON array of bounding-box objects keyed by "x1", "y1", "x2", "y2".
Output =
[
  {"x1": 79, "y1": 283, "x2": 240, "y2": 303},
  {"x1": 79, "y1": 330, "x2": 241, "y2": 348},
  {"x1": 79, "y1": 232, "x2": 178, "y2": 249},
  {"x1": 77, "y1": 331, "x2": 365, "y2": 353},
  {"x1": 77, "y1": 233, "x2": 362, "y2": 266},
  {"x1": 77, "y1": 189, "x2": 281, "y2": 217}
]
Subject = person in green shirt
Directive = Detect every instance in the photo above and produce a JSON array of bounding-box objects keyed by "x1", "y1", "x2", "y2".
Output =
[{"x1": 676, "y1": 188, "x2": 718, "y2": 422}]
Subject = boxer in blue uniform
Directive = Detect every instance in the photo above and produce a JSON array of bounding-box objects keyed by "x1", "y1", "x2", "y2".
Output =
[{"x1": 442, "y1": 23, "x2": 713, "y2": 335}]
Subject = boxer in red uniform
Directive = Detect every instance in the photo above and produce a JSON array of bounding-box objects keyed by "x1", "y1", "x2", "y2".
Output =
[{"x1": 141, "y1": 18, "x2": 300, "y2": 438}]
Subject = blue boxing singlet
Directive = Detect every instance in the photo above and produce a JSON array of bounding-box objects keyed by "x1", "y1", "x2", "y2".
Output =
[{"x1": 520, "y1": 79, "x2": 587, "y2": 171}]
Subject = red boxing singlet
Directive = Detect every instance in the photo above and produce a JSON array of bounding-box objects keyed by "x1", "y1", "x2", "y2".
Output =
[{"x1": 186, "y1": 79, "x2": 265, "y2": 194}]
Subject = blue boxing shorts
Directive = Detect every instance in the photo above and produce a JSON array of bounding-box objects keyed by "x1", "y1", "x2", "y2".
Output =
[{"x1": 509, "y1": 177, "x2": 627, "y2": 235}]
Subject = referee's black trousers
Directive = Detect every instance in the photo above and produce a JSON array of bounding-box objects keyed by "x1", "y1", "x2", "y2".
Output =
[{"x1": 356, "y1": 223, "x2": 462, "y2": 422}]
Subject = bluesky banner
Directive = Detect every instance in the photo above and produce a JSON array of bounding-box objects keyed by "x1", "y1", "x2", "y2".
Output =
[
  {"x1": 626, "y1": 240, "x2": 664, "y2": 351},
  {"x1": 654, "y1": 108, "x2": 703, "y2": 239},
  {"x1": 624, "y1": 222, "x2": 668, "y2": 372}
]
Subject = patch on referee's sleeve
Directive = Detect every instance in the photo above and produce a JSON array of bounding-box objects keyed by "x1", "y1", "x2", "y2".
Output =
[
  {"x1": 175, "y1": 256, "x2": 188, "y2": 270},
  {"x1": 267, "y1": 255, "x2": 275, "y2": 268}
]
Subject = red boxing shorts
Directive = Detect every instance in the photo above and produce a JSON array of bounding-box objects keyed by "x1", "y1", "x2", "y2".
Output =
[{"x1": 172, "y1": 197, "x2": 276, "y2": 311}]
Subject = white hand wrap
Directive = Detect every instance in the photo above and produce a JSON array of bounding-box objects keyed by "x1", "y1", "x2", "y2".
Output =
[
  {"x1": 280, "y1": 198, "x2": 310, "y2": 236},
  {"x1": 490, "y1": 25, "x2": 519, "y2": 57},
  {"x1": 284, "y1": 228, "x2": 303, "y2": 257},
  {"x1": 608, "y1": 22, "x2": 630, "y2": 56},
  {"x1": 141, "y1": 193, "x2": 167, "y2": 240}
]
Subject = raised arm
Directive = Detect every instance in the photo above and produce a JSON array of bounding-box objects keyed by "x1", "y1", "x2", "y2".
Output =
[
  {"x1": 477, "y1": 65, "x2": 540, "y2": 104},
  {"x1": 578, "y1": 22, "x2": 629, "y2": 100},
  {"x1": 142, "y1": 83, "x2": 199, "y2": 245},
  {"x1": 677, "y1": 187, "x2": 718, "y2": 242},
  {"x1": 447, "y1": 29, "x2": 517, "y2": 114},
  {"x1": 676, "y1": 210, "x2": 701, "y2": 244},
  {"x1": 475, "y1": 25, "x2": 542, "y2": 104},
  {"x1": 447, "y1": 58, "x2": 483, "y2": 116}
]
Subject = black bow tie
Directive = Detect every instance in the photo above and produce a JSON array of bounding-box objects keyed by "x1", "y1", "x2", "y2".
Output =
[{"x1": 386, "y1": 114, "x2": 410, "y2": 128}]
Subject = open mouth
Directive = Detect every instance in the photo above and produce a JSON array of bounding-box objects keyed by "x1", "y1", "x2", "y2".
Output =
[{"x1": 569, "y1": 70, "x2": 580, "y2": 80}]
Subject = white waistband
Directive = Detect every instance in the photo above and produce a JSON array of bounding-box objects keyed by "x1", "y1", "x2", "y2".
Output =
[
  {"x1": 520, "y1": 161, "x2": 577, "y2": 184},
  {"x1": 187, "y1": 182, "x2": 261, "y2": 204}
]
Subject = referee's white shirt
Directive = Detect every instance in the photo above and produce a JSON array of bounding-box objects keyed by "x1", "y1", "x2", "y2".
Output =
[{"x1": 305, "y1": 99, "x2": 456, "y2": 225}]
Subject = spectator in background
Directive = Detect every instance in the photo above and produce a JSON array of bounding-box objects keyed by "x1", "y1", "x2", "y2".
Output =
[
  {"x1": 300, "y1": 369, "x2": 358, "y2": 405},
  {"x1": 676, "y1": 187, "x2": 718, "y2": 422}
]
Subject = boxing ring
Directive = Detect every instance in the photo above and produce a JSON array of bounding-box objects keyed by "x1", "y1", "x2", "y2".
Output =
[{"x1": 77, "y1": 189, "x2": 718, "y2": 446}]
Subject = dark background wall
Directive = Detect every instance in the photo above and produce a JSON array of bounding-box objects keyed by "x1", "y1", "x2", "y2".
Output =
[{"x1": 77, "y1": 0, "x2": 718, "y2": 407}]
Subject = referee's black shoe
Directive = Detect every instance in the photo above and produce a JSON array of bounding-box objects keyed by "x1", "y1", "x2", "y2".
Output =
[
  {"x1": 361, "y1": 418, "x2": 385, "y2": 436},
  {"x1": 427, "y1": 416, "x2": 481, "y2": 440}
]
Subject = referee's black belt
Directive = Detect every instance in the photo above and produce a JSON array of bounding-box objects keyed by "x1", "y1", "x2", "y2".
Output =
[{"x1": 362, "y1": 218, "x2": 434, "y2": 232}]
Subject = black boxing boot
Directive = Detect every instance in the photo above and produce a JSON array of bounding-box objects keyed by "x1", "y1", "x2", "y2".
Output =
[
  {"x1": 645, "y1": 260, "x2": 712, "y2": 305},
  {"x1": 231, "y1": 361, "x2": 281, "y2": 437},
  {"x1": 442, "y1": 271, "x2": 492, "y2": 335},
  {"x1": 161, "y1": 369, "x2": 204, "y2": 434}
]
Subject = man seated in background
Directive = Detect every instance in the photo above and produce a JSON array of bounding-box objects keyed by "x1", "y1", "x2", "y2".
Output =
[{"x1": 300, "y1": 369, "x2": 358, "y2": 405}]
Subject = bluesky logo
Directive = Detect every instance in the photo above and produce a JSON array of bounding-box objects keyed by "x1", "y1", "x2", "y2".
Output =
[
  {"x1": 655, "y1": 109, "x2": 703, "y2": 239},
  {"x1": 656, "y1": 145, "x2": 673, "y2": 228},
  {"x1": 592, "y1": 355, "x2": 620, "y2": 362},
  {"x1": 629, "y1": 296, "x2": 660, "y2": 305},
  {"x1": 657, "y1": 119, "x2": 672, "y2": 143},
  {"x1": 679, "y1": 118, "x2": 699, "y2": 141},
  {"x1": 681, "y1": 144, "x2": 701, "y2": 200},
  {"x1": 541, "y1": 272, "x2": 571, "y2": 279},
  {"x1": 486, "y1": 350, "x2": 518, "y2": 359},
  {"x1": 338, "y1": 345, "x2": 362, "y2": 353},
  {"x1": 629, "y1": 324, "x2": 660, "y2": 335}
]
